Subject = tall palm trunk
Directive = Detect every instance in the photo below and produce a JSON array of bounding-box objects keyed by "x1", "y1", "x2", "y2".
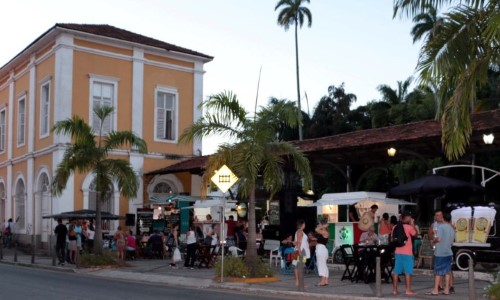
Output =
[
  {"x1": 93, "y1": 192, "x2": 103, "y2": 254},
  {"x1": 245, "y1": 188, "x2": 258, "y2": 276},
  {"x1": 294, "y1": 20, "x2": 303, "y2": 141}
]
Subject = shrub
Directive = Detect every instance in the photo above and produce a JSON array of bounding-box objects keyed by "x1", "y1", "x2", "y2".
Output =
[
  {"x1": 487, "y1": 271, "x2": 500, "y2": 299},
  {"x1": 79, "y1": 250, "x2": 120, "y2": 267},
  {"x1": 215, "y1": 257, "x2": 275, "y2": 278}
]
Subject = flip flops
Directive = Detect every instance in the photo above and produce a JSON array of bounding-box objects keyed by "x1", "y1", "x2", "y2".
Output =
[{"x1": 425, "y1": 291, "x2": 440, "y2": 296}]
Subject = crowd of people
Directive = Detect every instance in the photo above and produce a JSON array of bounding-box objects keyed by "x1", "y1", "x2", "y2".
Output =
[{"x1": 46, "y1": 204, "x2": 457, "y2": 297}]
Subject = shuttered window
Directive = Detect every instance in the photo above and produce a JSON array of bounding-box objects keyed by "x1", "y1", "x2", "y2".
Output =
[
  {"x1": 17, "y1": 97, "x2": 26, "y2": 146},
  {"x1": 92, "y1": 81, "x2": 114, "y2": 135},
  {"x1": 40, "y1": 82, "x2": 50, "y2": 137},
  {"x1": 155, "y1": 89, "x2": 177, "y2": 141}
]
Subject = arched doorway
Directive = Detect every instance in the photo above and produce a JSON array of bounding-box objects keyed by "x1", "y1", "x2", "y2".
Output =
[
  {"x1": 35, "y1": 172, "x2": 51, "y2": 244},
  {"x1": 88, "y1": 180, "x2": 115, "y2": 231},
  {"x1": 14, "y1": 178, "x2": 26, "y2": 232}
]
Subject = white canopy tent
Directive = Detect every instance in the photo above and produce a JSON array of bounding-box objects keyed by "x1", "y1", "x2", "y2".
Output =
[{"x1": 310, "y1": 191, "x2": 415, "y2": 222}]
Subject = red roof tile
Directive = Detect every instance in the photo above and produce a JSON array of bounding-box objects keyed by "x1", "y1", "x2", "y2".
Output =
[
  {"x1": 148, "y1": 109, "x2": 500, "y2": 174},
  {"x1": 56, "y1": 23, "x2": 213, "y2": 59}
]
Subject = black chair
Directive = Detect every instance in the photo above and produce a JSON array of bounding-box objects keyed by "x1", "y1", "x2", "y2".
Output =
[
  {"x1": 379, "y1": 245, "x2": 395, "y2": 283},
  {"x1": 352, "y1": 244, "x2": 368, "y2": 283},
  {"x1": 340, "y1": 244, "x2": 357, "y2": 281}
]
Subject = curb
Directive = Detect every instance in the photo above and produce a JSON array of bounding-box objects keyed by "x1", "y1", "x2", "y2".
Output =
[
  {"x1": 209, "y1": 283, "x2": 401, "y2": 300},
  {"x1": 0, "y1": 259, "x2": 77, "y2": 273}
]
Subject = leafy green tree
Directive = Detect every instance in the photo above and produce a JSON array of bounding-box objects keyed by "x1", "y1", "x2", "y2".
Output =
[
  {"x1": 308, "y1": 83, "x2": 357, "y2": 137},
  {"x1": 51, "y1": 106, "x2": 147, "y2": 254},
  {"x1": 275, "y1": 0, "x2": 312, "y2": 141},
  {"x1": 179, "y1": 91, "x2": 312, "y2": 276},
  {"x1": 394, "y1": 0, "x2": 500, "y2": 160}
]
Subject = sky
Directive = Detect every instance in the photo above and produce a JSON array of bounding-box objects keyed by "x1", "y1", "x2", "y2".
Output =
[{"x1": 1, "y1": 0, "x2": 422, "y2": 154}]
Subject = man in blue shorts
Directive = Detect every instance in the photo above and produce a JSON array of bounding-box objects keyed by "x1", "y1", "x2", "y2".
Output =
[
  {"x1": 392, "y1": 211, "x2": 417, "y2": 296},
  {"x1": 427, "y1": 210, "x2": 455, "y2": 295}
]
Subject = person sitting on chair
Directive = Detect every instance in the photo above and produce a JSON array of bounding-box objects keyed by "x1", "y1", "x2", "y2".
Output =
[
  {"x1": 281, "y1": 233, "x2": 295, "y2": 266},
  {"x1": 360, "y1": 225, "x2": 379, "y2": 245}
]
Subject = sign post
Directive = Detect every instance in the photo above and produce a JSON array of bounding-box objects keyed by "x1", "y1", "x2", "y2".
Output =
[{"x1": 211, "y1": 165, "x2": 238, "y2": 283}]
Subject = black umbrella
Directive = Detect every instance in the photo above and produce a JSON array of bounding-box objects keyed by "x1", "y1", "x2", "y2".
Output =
[
  {"x1": 387, "y1": 174, "x2": 484, "y2": 198},
  {"x1": 42, "y1": 209, "x2": 123, "y2": 220}
]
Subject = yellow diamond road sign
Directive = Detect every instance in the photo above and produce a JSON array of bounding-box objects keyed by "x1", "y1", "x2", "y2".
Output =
[{"x1": 211, "y1": 164, "x2": 238, "y2": 193}]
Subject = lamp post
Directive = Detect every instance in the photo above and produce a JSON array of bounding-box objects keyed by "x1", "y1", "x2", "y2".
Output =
[{"x1": 210, "y1": 165, "x2": 238, "y2": 283}]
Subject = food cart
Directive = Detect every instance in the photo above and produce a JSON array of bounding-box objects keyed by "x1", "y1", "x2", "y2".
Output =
[
  {"x1": 450, "y1": 204, "x2": 500, "y2": 270},
  {"x1": 310, "y1": 191, "x2": 415, "y2": 263}
]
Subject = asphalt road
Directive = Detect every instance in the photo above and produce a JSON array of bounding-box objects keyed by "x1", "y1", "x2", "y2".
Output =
[{"x1": 0, "y1": 264, "x2": 289, "y2": 300}]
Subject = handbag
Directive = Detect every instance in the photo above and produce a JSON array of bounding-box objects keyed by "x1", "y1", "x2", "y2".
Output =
[{"x1": 173, "y1": 247, "x2": 182, "y2": 263}]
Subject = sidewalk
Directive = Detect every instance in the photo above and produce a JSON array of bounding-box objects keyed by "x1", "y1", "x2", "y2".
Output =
[{"x1": 0, "y1": 248, "x2": 494, "y2": 300}]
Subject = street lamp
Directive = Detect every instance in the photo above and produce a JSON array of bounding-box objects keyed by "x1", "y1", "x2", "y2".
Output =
[
  {"x1": 483, "y1": 133, "x2": 495, "y2": 145},
  {"x1": 387, "y1": 147, "x2": 397, "y2": 157}
]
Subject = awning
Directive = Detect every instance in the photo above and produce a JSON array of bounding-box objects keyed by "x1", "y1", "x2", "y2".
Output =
[
  {"x1": 42, "y1": 209, "x2": 123, "y2": 220},
  {"x1": 310, "y1": 191, "x2": 416, "y2": 206}
]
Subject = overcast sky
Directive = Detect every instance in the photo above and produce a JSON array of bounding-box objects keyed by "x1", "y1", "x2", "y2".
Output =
[{"x1": 1, "y1": 0, "x2": 422, "y2": 154}]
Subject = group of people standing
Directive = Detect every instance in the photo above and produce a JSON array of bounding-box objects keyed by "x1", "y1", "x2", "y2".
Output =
[
  {"x1": 390, "y1": 209, "x2": 455, "y2": 296},
  {"x1": 283, "y1": 219, "x2": 330, "y2": 288},
  {"x1": 54, "y1": 218, "x2": 95, "y2": 265}
]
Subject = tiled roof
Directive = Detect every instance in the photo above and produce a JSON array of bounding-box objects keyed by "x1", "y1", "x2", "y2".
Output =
[
  {"x1": 56, "y1": 23, "x2": 213, "y2": 59},
  {"x1": 148, "y1": 109, "x2": 500, "y2": 174},
  {"x1": 294, "y1": 109, "x2": 500, "y2": 151},
  {"x1": 147, "y1": 155, "x2": 208, "y2": 175}
]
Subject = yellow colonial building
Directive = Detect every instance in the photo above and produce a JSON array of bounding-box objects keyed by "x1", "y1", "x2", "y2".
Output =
[{"x1": 0, "y1": 24, "x2": 212, "y2": 245}]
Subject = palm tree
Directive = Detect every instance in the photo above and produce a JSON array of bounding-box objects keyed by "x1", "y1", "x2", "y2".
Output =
[
  {"x1": 377, "y1": 77, "x2": 413, "y2": 105},
  {"x1": 410, "y1": 4, "x2": 443, "y2": 43},
  {"x1": 52, "y1": 106, "x2": 147, "y2": 254},
  {"x1": 179, "y1": 91, "x2": 312, "y2": 276},
  {"x1": 275, "y1": 0, "x2": 312, "y2": 141},
  {"x1": 393, "y1": 0, "x2": 500, "y2": 160}
]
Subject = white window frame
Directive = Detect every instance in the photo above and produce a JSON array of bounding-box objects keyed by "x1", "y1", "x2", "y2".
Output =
[
  {"x1": 17, "y1": 96, "x2": 26, "y2": 147},
  {"x1": 89, "y1": 75, "x2": 118, "y2": 136},
  {"x1": 39, "y1": 80, "x2": 51, "y2": 138},
  {"x1": 0, "y1": 108, "x2": 6, "y2": 153},
  {"x1": 154, "y1": 86, "x2": 178, "y2": 143}
]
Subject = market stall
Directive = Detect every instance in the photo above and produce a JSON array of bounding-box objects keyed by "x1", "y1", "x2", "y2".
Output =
[{"x1": 310, "y1": 191, "x2": 415, "y2": 262}]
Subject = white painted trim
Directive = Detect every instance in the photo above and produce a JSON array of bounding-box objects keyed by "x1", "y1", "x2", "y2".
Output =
[
  {"x1": 7, "y1": 75, "x2": 14, "y2": 160},
  {"x1": 192, "y1": 61, "x2": 204, "y2": 155},
  {"x1": 88, "y1": 75, "x2": 119, "y2": 134},
  {"x1": 26, "y1": 157, "x2": 34, "y2": 236},
  {"x1": 132, "y1": 47, "x2": 144, "y2": 138},
  {"x1": 53, "y1": 33, "x2": 73, "y2": 144},
  {"x1": 39, "y1": 80, "x2": 51, "y2": 139},
  {"x1": 147, "y1": 174, "x2": 184, "y2": 195},
  {"x1": 153, "y1": 85, "x2": 179, "y2": 144},
  {"x1": 87, "y1": 73, "x2": 121, "y2": 83},
  {"x1": 28, "y1": 56, "x2": 36, "y2": 152}
]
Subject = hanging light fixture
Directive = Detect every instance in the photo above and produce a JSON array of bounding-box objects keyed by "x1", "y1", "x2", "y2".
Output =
[
  {"x1": 387, "y1": 147, "x2": 397, "y2": 157},
  {"x1": 483, "y1": 133, "x2": 495, "y2": 145}
]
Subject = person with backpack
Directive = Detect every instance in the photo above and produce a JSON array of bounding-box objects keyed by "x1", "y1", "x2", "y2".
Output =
[{"x1": 391, "y1": 211, "x2": 417, "y2": 296}]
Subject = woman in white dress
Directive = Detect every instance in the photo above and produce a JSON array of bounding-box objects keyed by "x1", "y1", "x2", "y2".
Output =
[{"x1": 294, "y1": 219, "x2": 310, "y2": 287}]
